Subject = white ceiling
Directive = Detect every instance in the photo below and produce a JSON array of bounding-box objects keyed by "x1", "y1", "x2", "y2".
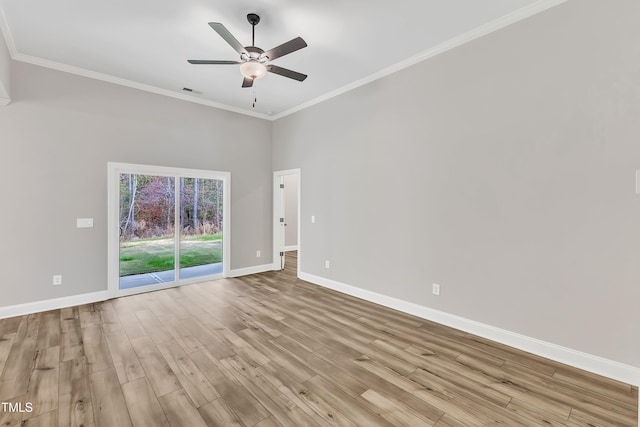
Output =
[{"x1": 0, "y1": 0, "x2": 564, "y2": 120}]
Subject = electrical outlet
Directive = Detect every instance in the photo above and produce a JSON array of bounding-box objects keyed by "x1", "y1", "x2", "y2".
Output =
[
  {"x1": 311, "y1": 215, "x2": 316, "y2": 223},
  {"x1": 53, "y1": 275, "x2": 63, "y2": 286},
  {"x1": 432, "y1": 283, "x2": 440, "y2": 296},
  {"x1": 325, "y1": 260, "x2": 330, "y2": 269},
  {"x1": 256, "y1": 250, "x2": 261, "y2": 258}
]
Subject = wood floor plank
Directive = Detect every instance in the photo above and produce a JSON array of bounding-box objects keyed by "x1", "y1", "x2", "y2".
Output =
[
  {"x1": 121, "y1": 377, "x2": 170, "y2": 427},
  {"x1": 23, "y1": 346, "x2": 59, "y2": 420},
  {"x1": 359, "y1": 388, "x2": 436, "y2": 426},
  {"x1": 89, "y1": 368, "x2": 132, "y2": 427},
  {"x1": 60, "y1": 308, "x2": 84, "y2": 362},
  {"x1": 79, "y1": 305, "x2": 102, "y2": 329},
  {"x1": 0, "y1": 326, "x2": 17, "y2": 382},
  {"x1": 157, "y1": 339, "x2": 219, "y2": 407},
  {"x1": 35, "y1": 311, "x2": 60, "y2": 350},
  {"x1": 157, "y1": 314, "x2": 206, "y2": 354},
  {"x1": 0, "y1": 314, "x2": 40, "y2": 400},
  {"x1": 130, "y1": 336, "x2": 181, "y2": 397},
  {"x1": 134, "y1": 309, "x2": 172, "y2": 344},
  {"x1": 104, "y1": 328, "x2": 145, "y2": 385},
  {"x1": 58, "y1": 357, "x2": 94, "y2": 427},
  {"x1": 303, "y1": 374, "x2": 397, "y2": 427},
  {"x1": 82, "y1": 324, "x2": 113, "y2": 374},
  {"x1": 158, "y1": 389, "x2": 208, "y2": 427},
  {"x1": 0, "y1": 252, "x2": 636, "y2": 426},
  {"x1": 0, "y1": 394, "x2": 26, "y2": 426},
  {"x1": 198, "y1": 398, "x2": 246, "y2": 427},
  {"x1": 220, "y1": 354, "x2": 320, "y2": 427},
  {"x1": 21, "y1": 410, "x2": 58, "y2": 427}
]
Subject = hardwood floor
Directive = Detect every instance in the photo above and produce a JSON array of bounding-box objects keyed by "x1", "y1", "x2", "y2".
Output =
[{"x1": 0, "y1": 251, "x2": 637, "y2": 426}]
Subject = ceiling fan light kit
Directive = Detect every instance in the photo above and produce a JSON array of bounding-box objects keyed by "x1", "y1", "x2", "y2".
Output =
[
  {"x1": 240, "y1": 60, "x2": 266, "y2": 80},
  {"x1": 188, "y1": 12, "x2": 308, "y2": 96}
]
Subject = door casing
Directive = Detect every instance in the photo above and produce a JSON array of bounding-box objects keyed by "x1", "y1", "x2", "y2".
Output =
[{"x1": 107, "y1": 162, "x2": 230, "y2": 298}]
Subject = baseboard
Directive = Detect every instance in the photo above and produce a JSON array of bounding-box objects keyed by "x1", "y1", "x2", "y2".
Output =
[
  {"x1": 299, "y1": 272, "x2": 640, "y2": 388},
  {"x1": 0, "y1": 290, "x2": 111, "y2": 320},
  {"x1": 0, "y1": 263, "x2": 271, "y2": 318},
  {"x1": 284, "y1": 245, "x2": 298, "y2": 252},
  {"x1": 228, "y1": 263, "x2": 274, "y2": 278}
]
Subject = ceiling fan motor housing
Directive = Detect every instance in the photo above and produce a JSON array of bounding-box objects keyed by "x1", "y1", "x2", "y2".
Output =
[{"x1": 242, "y1": 46, "x2": 266, "y2": 62}]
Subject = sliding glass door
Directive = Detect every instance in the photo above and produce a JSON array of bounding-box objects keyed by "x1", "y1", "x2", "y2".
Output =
[
  {"x1": 178, "y1": 177, "x2": 224, "y2": 280},
  {"x1": 108, "y1": 163, "x2": 230, "y2": 294}
]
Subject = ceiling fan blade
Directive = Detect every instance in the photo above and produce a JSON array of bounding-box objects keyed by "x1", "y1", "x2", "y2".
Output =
[
  {"x1": 209, "y1": 22, "x2": 247, "y2": 55},
  {"x1": 262, "y1": 37, "x2": 307, "y2": 61},
  {"x1": 242, "y1": 77, "x2": 254, "y2": 88},
  {"x1": 188, "y1": 60, "x2": 241, "y2": 64},
  {"x1": 266, "y1": 65, "x2": 307, "y2": 82}
]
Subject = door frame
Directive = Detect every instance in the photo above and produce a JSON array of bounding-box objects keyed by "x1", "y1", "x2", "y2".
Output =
[
  {"x1": 107, "y1": 162, "x2": 231, "y2": 298},
  {"x1": 272, "y1": 168, "x2": 301, "y2": 276}
]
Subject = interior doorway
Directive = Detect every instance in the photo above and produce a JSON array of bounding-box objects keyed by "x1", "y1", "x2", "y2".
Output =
[
  {"x1": 273, "y1": 169, "x2": 300, "y2": 274},
  {"x1": 108, "y1": 162, "x2": 230, "y2": 296}
]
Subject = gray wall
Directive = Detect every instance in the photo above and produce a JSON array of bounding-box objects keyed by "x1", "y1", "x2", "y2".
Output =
[
  {"x1": 273, "y1": 0, "x2": 640, "y2": 366},
  {"x1": 0, "y1": 61, "x2": 272, "y2": 307},
  {"x1": 0, "y1": 28, "x2": 10, "y2": 102}
]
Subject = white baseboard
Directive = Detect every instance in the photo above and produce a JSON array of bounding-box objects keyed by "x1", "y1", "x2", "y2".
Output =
[
  {"x1": 228, "y1": 263, "x2": 274, "y2": 278},
  {"x1": 0, "y1": 265, "x2": 273, "y2": 319},
  {"x1": 0, "y1": 290, "x2": 111, "y2": 319},
  {"x1": 284, "y1": 245, "x2": 298, "y2": 252},
  {"x1": 299, "y1": 272, "x2": 640, "y2": 388}
]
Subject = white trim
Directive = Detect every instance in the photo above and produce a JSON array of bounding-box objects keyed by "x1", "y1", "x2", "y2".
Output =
[
  {"x1": 0, "y1": 291, "x2": 110, "y2": 319},
  {"x1": 299, "y1": 272, "x2": 640, "y2": 388},
  {"x1": 0, "y1": 1, "x2": 566, "y2": 121},
  {"x1": 10, "y1": 53, "x2": 271, "y2": 121},
  {"x1": 107, "y1": 162, "x2": 231, "y2": 297},
  {"x1": 270, "y1": 0, "x2": 569, "y2": 120},
  {"x1": 0, "y1": 7, "x2": 17, "y2": 56},
  {"x1": 273, "y1": 169, "x2": 301, "y2": 277},
  {"x1": 0, "y1": 96, "x2": 9, "y2": 105},
  {"x1": 112, "y1": 273, "x2": 225, "y2": 298},
  {"x1": 284, "y1": 245, "x2": 298, "y2": 252},
  {"x1": 228, "y1": 264, "x2": 274, "y2": 278}
]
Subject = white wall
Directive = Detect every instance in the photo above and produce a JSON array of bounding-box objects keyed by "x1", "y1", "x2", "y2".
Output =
[
  {"x1": 273, "y1": 0, "x2": 640, "y2": 367},
  {"x1": 0, "y1": 61, "x2": 272, "y2": 307},
  {"x1": 0, "y1": 25, "x2": 10, "y2": 103}
]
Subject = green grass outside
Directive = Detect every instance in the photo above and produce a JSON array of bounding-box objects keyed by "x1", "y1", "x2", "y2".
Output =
[{"x1": 119, "y1": 235, "x2": 222, "y2": 276}]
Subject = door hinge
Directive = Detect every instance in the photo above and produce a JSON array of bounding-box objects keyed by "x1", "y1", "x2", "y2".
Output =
[
  {"x1": 280, "y1": 217, "x2": 285, "y2": 223},
  {"x1": 280, "y1": 184, "x2": 285, "y2": 188},
  {"x1": 280, "y1": 251, "x2": 284, "y2": 257}
]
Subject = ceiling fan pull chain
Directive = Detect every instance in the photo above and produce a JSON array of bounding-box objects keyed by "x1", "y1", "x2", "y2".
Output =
[{"x1": 252, "y1": 87, "x2": 257, "y2": 108}]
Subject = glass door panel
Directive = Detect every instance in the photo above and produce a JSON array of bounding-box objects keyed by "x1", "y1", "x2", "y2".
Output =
[
  {"x1": 119, "y1": 174, "x2": 175, "y2": 289},
  {"x1": 179, "y1": 177, "x2": 224, "y2": 279}
]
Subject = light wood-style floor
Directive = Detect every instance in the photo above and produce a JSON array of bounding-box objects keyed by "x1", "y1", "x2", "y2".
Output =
[{"x1": 0, "y1": 252, "x2": 637, "y2": 426}]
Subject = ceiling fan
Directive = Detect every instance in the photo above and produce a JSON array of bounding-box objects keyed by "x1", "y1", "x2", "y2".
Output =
[{"x1": 188, "y1": 13, "x2": 308, "y2": 88}]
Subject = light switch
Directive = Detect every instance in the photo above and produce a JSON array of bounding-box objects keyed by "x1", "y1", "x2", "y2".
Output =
[{"x1": 77, "y1": 218, "x2": 94, "y2": 228}]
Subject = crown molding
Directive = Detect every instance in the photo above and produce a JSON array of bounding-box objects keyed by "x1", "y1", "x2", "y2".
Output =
[
  {"x1": 0, "y1": 6, "x2": 16, "y2": 56},
  {"x1": 11, "y1": 53, "x2": 271, "y2": 120},
  {"x1": 271, "y1": 0, "x2": 568, "y2": 120},
  {"x1": 0, "y1": 0, "x2": 568, "y2": 121}
]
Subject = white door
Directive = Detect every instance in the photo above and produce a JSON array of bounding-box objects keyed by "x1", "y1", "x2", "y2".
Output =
[{"x1": 273, "y1": 169, "x2": 300, "y2": 272}]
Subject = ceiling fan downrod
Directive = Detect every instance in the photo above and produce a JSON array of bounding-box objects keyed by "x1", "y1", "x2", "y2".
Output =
[{"x1": 247, "y1": 13, "x2": 260, "y2": 47}]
